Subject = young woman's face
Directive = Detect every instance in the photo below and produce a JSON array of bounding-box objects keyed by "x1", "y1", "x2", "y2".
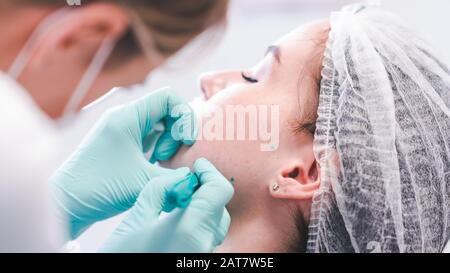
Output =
[{"x1": 162, "y1": 20, "x2": 329, "y2": 227}]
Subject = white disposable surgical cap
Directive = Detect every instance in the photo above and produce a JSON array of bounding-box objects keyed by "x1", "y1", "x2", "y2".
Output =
[{"x1": 307, "y1": 3, "x2": 450, "y2": 253}]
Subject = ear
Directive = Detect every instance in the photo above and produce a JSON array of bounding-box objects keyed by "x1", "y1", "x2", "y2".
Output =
[
  {"x1": 31, "y1": 3, "x2": 129, "y2": 66},
  {"x1": 270, "y1": 160, "x2": 320, "y2": 200}
]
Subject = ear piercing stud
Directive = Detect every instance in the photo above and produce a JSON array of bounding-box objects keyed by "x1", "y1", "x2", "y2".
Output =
[{"x1": 272, "y1": 183, "x2": 279, "y2": 191}]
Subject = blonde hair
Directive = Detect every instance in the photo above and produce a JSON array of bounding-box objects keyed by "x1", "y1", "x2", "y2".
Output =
[{"x1": 17, "y1": 0, "x2": 229, "y2": 64}]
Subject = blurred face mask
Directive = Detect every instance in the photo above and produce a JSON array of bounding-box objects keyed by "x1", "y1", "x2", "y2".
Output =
[{"x1": 7, "y1": 8, "x2": 116, "y2": 123}]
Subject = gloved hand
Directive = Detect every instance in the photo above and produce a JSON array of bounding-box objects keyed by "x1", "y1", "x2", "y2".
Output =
[
  {"x1": 99, "y1": 158, "x2": 234, "y2": 253},
  {"x1": 51, "y1": 87, "x2": 197, "y2": 239}
]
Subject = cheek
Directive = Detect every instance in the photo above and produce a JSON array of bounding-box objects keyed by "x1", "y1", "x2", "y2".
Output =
[
  {"x1": 207, "y1": 83, "x2": 266, "y2": 106},
  {"x1": 161, "y1": 83, "x2": 293, "y2": 208},
  {"x1": 163, "y1": 137, "x2": 282, "y2": 214},
  {"x1": 164, "y1": 137, "x2": 266, "y2": 185}
]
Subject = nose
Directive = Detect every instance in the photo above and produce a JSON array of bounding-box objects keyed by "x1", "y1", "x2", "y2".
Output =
[
  {"x1": 199, "y1": 72, "x2": 223, "y2": 100},
  {"x1": 198, "y1": 70, "x2": 241, "y2": 100}
]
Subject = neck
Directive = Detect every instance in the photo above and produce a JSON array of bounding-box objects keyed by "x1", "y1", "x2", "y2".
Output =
[{"x1": 215, "y1": 200, "x2": 307, "y2": 253}]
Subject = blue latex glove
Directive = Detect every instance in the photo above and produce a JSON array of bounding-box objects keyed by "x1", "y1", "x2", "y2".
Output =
[
  {"x1": 51, "y1": 87, "x2": 197, "y2": 239},
  {"x1": 99, "y1": 158, "x2": 234, "y2": 253}
]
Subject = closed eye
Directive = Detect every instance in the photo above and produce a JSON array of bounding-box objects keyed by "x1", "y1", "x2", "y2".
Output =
[{"x1": 241, "y1": 72, "x2": 258, "y2": 83}]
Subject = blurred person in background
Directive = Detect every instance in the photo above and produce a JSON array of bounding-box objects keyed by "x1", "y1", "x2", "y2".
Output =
[{"x1": 0, "y1": 0, "x2": 234, "y2": 252}]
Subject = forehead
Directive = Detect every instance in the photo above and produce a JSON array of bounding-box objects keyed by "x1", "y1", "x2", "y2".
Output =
[{"x1": 273, "y1": 19, "x2": 330, "y2": 70}]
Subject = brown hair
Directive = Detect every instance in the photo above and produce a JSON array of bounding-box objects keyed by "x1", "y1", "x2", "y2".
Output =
[{"x1": 16, "y1": 0, "x2": 229, "y2": 64}]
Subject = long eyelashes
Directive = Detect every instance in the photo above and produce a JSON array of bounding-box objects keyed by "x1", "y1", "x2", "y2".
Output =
[{"x1": 241, "y1": 72, "x2": 258, "y2": 83}]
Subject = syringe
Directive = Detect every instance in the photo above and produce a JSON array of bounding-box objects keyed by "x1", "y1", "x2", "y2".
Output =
[{"x1": 163, "y1": 172, "x2": 200, "y2": 212}]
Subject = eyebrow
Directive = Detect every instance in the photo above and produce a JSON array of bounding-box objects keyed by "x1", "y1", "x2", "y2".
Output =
[{"x1": 265, "y1": 45, "x2": 281, "y2": 63}]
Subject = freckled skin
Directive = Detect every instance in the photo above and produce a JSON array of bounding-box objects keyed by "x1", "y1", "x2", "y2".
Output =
[{"x1": 161, "y1": 19, "x2": 330, "y2": 252}]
